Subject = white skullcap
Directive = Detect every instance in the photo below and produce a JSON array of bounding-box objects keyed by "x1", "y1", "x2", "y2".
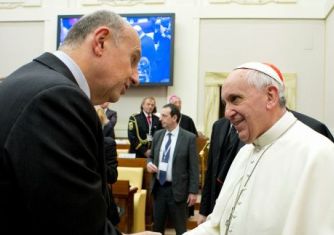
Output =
[{"x1": 234, "y1": 62, "x2": 284, "y2": 86}]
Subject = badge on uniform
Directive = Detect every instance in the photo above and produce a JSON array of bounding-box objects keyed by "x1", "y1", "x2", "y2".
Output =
[
  {"x1": 147, "y1": 134, "x2": 153, "y2": 141},
  {"x1": 128, "y1": 122, "x2": 134, "y2": 130}
]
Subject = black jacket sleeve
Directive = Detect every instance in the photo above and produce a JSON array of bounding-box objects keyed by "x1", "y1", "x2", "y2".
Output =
[{"x1": 104, "y1": 137, "x2": 118, "y2": 184}]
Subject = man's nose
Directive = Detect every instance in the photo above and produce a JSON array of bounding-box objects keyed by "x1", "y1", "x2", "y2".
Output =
[{"x1": 224, "y1": 103, "x2": 233, "y2": 120}]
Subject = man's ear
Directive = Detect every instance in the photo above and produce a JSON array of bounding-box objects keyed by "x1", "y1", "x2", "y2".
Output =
[
  {"x1": 92, "y1": 27, "x2": 110, "y2": 57},
  {"x1": 266, "y1": 85, "x2": 280, "y2": 109}
]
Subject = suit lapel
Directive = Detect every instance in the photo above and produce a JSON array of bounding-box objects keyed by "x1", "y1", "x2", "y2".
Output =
[
  {"x1": 172, "y1": 129, "x2": 183, "y2": 164},
  {"x1": 152, "y1": 115, "x2": 159, "y2": 130}
]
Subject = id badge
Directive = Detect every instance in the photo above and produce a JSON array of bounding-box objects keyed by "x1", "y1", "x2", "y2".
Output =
[
  {"x1": 147, "y1": 134, "x2": 153, "y2": 141},
  {"x1": 159, "y1": 162, "x2": 168, "y2": 171}
]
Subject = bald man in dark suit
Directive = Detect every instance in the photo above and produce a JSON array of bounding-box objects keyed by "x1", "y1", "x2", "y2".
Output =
[{"x1": 0, "y1": 10, "x2": 159, "y2": 235}]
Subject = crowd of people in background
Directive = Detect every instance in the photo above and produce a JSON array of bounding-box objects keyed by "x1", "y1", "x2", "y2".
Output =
[{"x1": 129, "y1": 15, "x2": 172, "y2": 84}]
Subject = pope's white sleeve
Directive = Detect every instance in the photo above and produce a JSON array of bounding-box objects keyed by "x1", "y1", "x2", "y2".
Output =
[{"x1": 183, "y1": 219, "x2": 220, "y2": 235}]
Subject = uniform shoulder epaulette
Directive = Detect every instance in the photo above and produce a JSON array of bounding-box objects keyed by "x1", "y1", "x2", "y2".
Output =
[
  {"x1": 132, "y1": 112, "x2": 141, "y2": 117},
  {"x1": 128, "y1": 112, "x2": 149, "y2": 147}
]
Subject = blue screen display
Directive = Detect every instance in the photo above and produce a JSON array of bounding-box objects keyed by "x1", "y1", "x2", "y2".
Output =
[{"x1": 57, "y1": 13, "x2": 175, "y2": 86}]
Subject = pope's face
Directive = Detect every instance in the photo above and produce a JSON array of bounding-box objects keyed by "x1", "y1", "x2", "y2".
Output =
[{"x1": 222, "y1": 69, "x2": 270, "y2": 143}]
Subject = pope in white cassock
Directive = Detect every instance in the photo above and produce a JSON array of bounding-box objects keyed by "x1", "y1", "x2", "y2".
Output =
[{"x1": 184, "y1": 62, "x2": 334, "y2": 235}]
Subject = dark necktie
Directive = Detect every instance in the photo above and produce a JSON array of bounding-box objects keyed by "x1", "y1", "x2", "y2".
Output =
[
  {"x1": 159, "y1": 133, "x2": 172, "y2": 185},
  {"x1": 147, "y1": 114, "x2": 152, "y2": 125}
]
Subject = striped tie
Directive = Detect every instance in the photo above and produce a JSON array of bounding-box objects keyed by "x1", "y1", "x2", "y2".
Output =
[{"x1": 159, "y1": 133, "x2": 172, "y2": 185}]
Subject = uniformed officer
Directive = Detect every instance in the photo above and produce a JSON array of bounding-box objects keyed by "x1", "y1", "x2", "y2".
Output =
[{"x1": 128, "y1": 97, "x2": 162, "y2": 158}]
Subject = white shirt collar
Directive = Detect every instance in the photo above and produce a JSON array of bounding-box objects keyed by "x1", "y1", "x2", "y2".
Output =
[
  {"x1": 166, "y1": 125, "x2": 180, "y2": 137},
  {"x1": 53, "y1": 51, "x2": 91, "y2": 99},
  {"x1": 144, "y1": 111, "x2": 151, "y2": 118}
]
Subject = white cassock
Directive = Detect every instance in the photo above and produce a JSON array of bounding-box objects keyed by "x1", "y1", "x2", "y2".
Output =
[{"x1": 184, "y1": 111, "x2": 334, "y2": 235}]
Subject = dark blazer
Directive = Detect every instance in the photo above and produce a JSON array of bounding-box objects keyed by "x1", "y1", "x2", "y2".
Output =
[
  {"x1": 199, "y1": 118, "x2": 244, "y2": 216},
  {"x1": 149, "y1": 128, "x2": 199, "y2": 202},
  {"x1": 104, "y1": 137, "x2": 118, "y2": 184},
  {"x1": 103, "y1": 109, "x2": 117, "y2": 139},
  {"x1": 128, "y1": 112, "x2": 162, "y2": 157},
  {"x1": 179, "y1": 113, "x2": 198, "y2": 136},
  {"x1": 0, "y1": 53, "x2": 120, "y2": 235}
]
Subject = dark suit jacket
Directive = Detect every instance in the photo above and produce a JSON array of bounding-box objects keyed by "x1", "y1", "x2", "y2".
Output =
[
  {"x1": 179, "y1": 113, "x2": 198, "y2": 136},
  {"x1": 149, "y1": 128, "x2": 199, "y2": 202},
  {"x1": 0, "y1": 53, "x2": 120, "y2": 235},
  {"x1": 103, "y1": 109, "x2": 117, "y2": 139},
  {"x1": 104, "y1": 137, "x2": 118, "y2": 184},
  {"x1": 199, "y1": 118, "x2": 244, "y2": 216},
  {"x1": 128, "y1": 111, "x2": 162, "y2": 157}
]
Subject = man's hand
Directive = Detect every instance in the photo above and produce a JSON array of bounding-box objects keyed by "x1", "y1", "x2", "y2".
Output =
[
  {"x1": 187, "y1": 193, "x2": 197, "y2": 207},
  {"x1": 144, "y1": 149, "x2": 151, "y2": 158},
  {"x1": 146, "y1": 162, "x2": 158, "y2": 173},
  {"x1": 197, "y1": 214, "x2": 207, "y2": 225}
]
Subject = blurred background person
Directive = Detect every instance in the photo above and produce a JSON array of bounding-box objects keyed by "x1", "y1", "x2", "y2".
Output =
[
  {"x1": 96, "y1": 106, "x2": 120, "y2": 226},
  {"x1": 128, "y1": 96, "x2": 162, "y2": 158},
  {"x1": 168, "y1": 95, "x2": 198, "y2": 137},
  {"x1": 146, "y1": 103, "x2": 198, "y2": 235},
  {"x1": 100, "y1": 102, "x2": 118, "y2": 139},
  {"x1": 134, "y1": 25, "x2": 158, "y2": 83},
  {"x1": 168, "y1": 94, "x2": 198, "y2": 218},
  {"x1": 154, "y1": 17, "x2": 172, "y2": 82}
]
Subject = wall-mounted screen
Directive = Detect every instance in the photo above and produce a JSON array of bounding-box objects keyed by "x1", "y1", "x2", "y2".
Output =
[{"x1": 57, "y1": 13, "x2": 175, "y2": 86}]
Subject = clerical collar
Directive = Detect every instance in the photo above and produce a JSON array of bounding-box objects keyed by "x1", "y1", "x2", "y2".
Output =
[{"x1": 253, "y1": 111, "x2": 297, "y2": 148}]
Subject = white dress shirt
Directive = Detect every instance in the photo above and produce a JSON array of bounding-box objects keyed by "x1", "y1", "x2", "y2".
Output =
[
  {"x1": 158, "y1": 126, "x2": 179, "y2": 182},
  {"x1": 53, "y1": 51, "x2": 90, "y2": 99}
]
